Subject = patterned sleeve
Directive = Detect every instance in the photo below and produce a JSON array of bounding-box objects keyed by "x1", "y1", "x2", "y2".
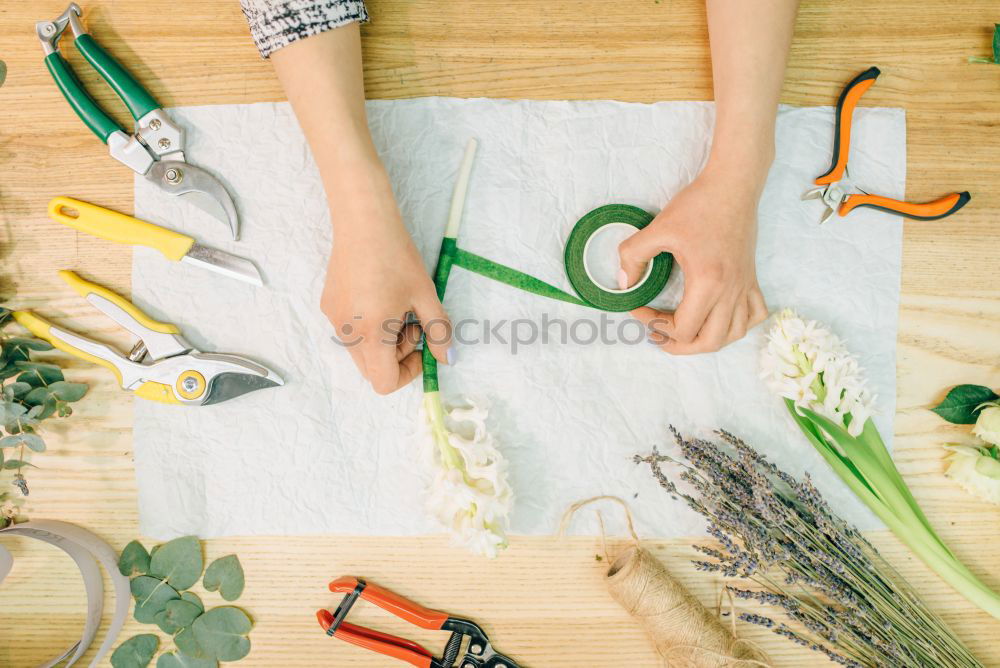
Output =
[{"x1": 240, "y1": 0, "x2": 369, "y2": 58}]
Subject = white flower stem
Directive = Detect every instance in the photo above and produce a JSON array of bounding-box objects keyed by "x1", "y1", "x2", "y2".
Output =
[{"x1": 444, "y1": 138, "x2": 478, "y2": 240}]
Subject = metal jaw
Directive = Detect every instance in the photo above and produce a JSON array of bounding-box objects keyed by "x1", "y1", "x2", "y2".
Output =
[
  {"x1": 802, "y1": 182, "x2": 849, "y2": 225},
  {"x1": 35, "y1": 3, "x2": 82, "y2": 55}
]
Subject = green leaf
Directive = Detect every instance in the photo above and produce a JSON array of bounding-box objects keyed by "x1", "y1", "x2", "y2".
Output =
[
  {"x1": 131, "y1": 575, "x2": 180, "y2": 623},
  {"x1": 202, "y1": 555, "x2": 245, "y2": 601},
  {"x1": 118, "y1": 540, "x2": 151, "y2": 577},
  {"x1": 0, "y1": 365, "x2": 21, "y2": 381},
  {"x1": 154, "y1": 598, "x2": 203, "y2": 635},
  {"x1": 0, "y1": 435, "x2": 24, "y2": 448},
  {"x1": 148, "y1": 536, "x2": 203, "y2": 590},
  {"x1": 174, "y1": 627, "x2": 211, "y2": 660},
  {"x1": 15, "y1": 362, "x2": 63, "y2": 387},
  {"x1": 932, "y1": 384, "x2": 999, "y2": 424},
  {"x1": 190, "y1": 607, "x2": 253, "y2": 661},
  {"x1": 156, "y1": 652, "x2": 217, "y2": 668},
  {"x1": 23, "y1": 387, "x2": 50, "y2": 406},
  {"x1": 993, "y1": 23, "x2": 1000, "y2": 63},
  {"x1": 5, "y1": 337, "x2": 53, "y2": 352},
  {"x1": 2, "y1": 459, "x2": 33, "y2": 469},
  {"x1": 35, "y1": 396, "x2": 58, "y2": 420},
  {"x1": 182, "y1": 591, "x2": 205, "y2": 613},
  {"x1": 111, "y1": 634, "x2": 159, "y2": 668},
  {"x1": 2, "y1": 382, "x2": 31, "y2": 400},
  {"x1": 17, "y1": 433, "x2": 45, "y2": 453},
  {"x1": 48, "y1": 380, "x2": 88, "y2": 402}
]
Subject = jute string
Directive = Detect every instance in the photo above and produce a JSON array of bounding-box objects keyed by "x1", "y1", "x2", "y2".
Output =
[{"x1": 558, "y1": 496, "x2": 772, "y2": 668}]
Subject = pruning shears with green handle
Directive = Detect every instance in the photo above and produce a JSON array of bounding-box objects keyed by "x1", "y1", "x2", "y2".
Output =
[{"x1": 36, "y1": 3, "x2": 240, "y2": 240}]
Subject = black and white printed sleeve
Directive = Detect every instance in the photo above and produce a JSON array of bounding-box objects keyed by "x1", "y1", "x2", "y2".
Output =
[{"x1": 240, "y1": 0, "x2": 369, "y2": 58}]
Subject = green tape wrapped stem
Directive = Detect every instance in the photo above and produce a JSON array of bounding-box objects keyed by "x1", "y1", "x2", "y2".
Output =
[{"x1": 422, "y1": 237, "x2": 459, "y2": 392}]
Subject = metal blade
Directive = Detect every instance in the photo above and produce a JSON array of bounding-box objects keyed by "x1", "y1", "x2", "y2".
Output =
[
  {"x1": 202, "y1": 372, "x2": 283, "y2": 406},
  {"x1": 182, "y1": 244, "x2": 264, "y2": 287},
  {"x1": 802, "y1": 187, "x2": 826, "y2": 201},
  {"x1": 147, "y1": 160, "x2": 240, "y2": 240}
]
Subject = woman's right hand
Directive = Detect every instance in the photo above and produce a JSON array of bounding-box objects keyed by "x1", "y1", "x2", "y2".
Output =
[{"x1": 324, "y1": 158, "x2": 452, "y2": 395}]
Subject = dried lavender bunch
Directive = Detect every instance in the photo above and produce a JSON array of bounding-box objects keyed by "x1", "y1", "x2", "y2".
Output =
[{"x1": 636, "y1": 428, "x2": 981, "y2": 668}]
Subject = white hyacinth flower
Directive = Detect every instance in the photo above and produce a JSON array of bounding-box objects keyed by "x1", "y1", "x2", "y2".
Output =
[
  {"x1": 943, "y1": 445, "x2": 1000, "y2": 506},
  {"x1": 761, "y1": 309, "x2": 876, "y2": 437},
  {"x1": 421, "y1": 393, "x2": 513, "y2": 558},
  {"x1": 973, "y1": 403, "x2": 1000, "y2": 447}
]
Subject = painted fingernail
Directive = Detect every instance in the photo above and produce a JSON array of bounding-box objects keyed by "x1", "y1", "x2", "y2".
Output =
[
  {"x1": 446, "y1": 347, "x2": 457, "y2": 366},
  {"x1": 617, "y1": 268, "x2": 629, "y2": 290}
]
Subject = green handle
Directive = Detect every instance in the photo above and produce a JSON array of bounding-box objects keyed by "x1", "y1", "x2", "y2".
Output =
[
  {"x1": 44, "y1": 51, "x2": 121, "y2": 142},
  {"x1": 75, "y1": 34, "x2": 159, "y2": 121}
]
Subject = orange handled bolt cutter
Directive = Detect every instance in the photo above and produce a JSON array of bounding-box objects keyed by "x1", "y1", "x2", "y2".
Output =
[
  {"x1": 316, "y1": 577, "x2": 521, "y2": 668},
  {"x1": 803, "y1": 66, "x2": 970, "y2": 224}
]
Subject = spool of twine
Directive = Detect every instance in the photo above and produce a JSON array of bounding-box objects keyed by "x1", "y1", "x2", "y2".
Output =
[{"x1": 558, "y1": 496, "x2": 771, "y2": 668}]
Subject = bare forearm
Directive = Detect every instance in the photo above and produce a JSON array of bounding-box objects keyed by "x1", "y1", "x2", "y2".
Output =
[
  {"x1": 705, "y1": 0, "x2": 799, "y2": 186},
  {"x1": 270, "y1": 24, "x2": 392, "y2": 232}
]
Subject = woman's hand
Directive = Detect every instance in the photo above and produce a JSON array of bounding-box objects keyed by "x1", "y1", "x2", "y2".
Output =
[
  {"x1": 271, "y1": 25, "x2": 450, "y2": 394},
  {"x1": 618, "y1": 0, "x2": 799, "y2": 355},
  {"x1": 618, "y1": 161, "x2": 769, "y2": 354},
  {"x1": 324, "y1": 159, "x2": 451, "y2": 394}
]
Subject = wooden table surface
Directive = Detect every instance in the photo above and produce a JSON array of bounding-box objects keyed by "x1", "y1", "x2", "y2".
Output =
[{"x1": 1, "y1": 1, "x2": 999, "y2": 665}]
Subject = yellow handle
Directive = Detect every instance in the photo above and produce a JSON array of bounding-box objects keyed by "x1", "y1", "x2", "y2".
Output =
[
  {"x1": 135, "y1": 381, "x2": 182, "y2": 405},
  {"x1": 57, "y1": 270, "x2": 180, "y2": 335},
  {"x1": 49, "y1": 196, "x2": 195, "y2": 262},
  {"x1": 12, "y1": 310, "x2": 125, "y2": 385}
]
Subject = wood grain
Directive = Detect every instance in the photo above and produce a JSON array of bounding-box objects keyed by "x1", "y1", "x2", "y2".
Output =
[{"x1": 1, "y1": 0, "x2": 998, "y2": 665}]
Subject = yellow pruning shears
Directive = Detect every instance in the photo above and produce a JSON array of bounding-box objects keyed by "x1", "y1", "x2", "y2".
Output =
[{"x1": 13, "y1": 271, "x2": 283, "y2": 405}]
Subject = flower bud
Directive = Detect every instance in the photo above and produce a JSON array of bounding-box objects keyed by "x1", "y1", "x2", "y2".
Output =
[{"x1": 972, "y1": 403, "x2": 1000, "y2": 447}]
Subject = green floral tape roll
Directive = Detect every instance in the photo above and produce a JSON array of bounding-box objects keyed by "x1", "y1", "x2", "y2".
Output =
[{"x1": 563, "y1": 204, "x2": 674, "y2": 312}]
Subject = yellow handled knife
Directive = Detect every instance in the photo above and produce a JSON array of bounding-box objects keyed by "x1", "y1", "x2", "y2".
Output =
[{"x1": 49, "y1": 197, "x2": 263, "y2": 287}]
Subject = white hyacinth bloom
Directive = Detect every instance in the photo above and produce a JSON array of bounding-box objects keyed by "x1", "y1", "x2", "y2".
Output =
[
  {"x1": 944, "y1": 445, "x2": 1000, "y2": 506},
  {"x1": 421, "y1": 393, "x2": 513, "y2": 558},
  {"x1": 761, "y1": 309, "x2": 876, "y2": 437},
  {"x1": 973, "y1": 403, "x2": 1000, "y2": 447}
]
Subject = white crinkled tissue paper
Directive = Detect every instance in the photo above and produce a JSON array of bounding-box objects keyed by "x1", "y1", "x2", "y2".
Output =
[{"x1": 132, "y1": 98, "x2": 905, "y2": 540}]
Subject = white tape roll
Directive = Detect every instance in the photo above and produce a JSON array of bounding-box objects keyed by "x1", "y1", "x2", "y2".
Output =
[{"x1": 0, "y1": 520, "x2": 130, "y2": 667}]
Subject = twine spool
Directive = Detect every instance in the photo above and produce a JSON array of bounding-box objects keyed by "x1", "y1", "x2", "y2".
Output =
[{"x1": 558, "y1": 497, "x2": 771, "y2": 668}]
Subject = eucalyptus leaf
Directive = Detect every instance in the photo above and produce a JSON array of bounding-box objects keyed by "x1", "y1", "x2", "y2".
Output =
[
  {"x1": 19, "y1": 433, "x2": 44, "y2": 453},
  {"x1": 149, "y1": 535, "x2": 203, "y2": 590},
  {"x1": 110, "y1": 633, "x2": 159, "y2": 668},
  {"x1": 190, "y1": 607, "x2": 253, "y2": 661},
  {"x1": 182, "y1": 591, "x2": 205, "y2": 613},
  {"x1": 993, "y1": 23, "x2": 1000, "y2": 63},
  {"x1": 932, "y1": 384, "x2": 998, "y2": 424},
  {"x1": 203, "y1": 555, "x2": 245, "y2": 601},
  {"x1": 156, "y1": 652, "x2": 217, "y2": 668},
  {"x1": 3, "y1": 381, "x2": 31, "y2": 399},
  {"x1": 48, "y1": 380, "x2": 88, "y2": 402},
  {"x1": 0, "y1": 435, "x2": 25, "y2": 448},
  {"x1": 0, "y1": 365, "x2": 21, "y2": 380},
  {"x1": 154, "y1": 598, "x2": 203, "y2": 635},
  {"x1": 36, "y1": 396, "x2": 58, "y2": 420},
  {"x1": 174, "y1": 627, "x2": 211, "y2": 660},
  {"x1": 15, "y1": 362, "x2": 63, "y2": 387},
  {"x1": 2, "y1": 460, "x2": 33, "y2": 470},
  {"x1": 131, "y1": 575, "x2": 180, "y2": 623},
  {"x1": 5, "y1": 337, "x2": 54, "y2": 352},
  {"x1": 118, "y1": 540, "x2": 151, "y2": 577},
  {"x1": 23, "y1": 387, "x2": 49, "y2": 406}
]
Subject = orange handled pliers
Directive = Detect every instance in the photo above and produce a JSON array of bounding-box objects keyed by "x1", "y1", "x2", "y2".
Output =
[
  {"x1": 316, "y1": 577, "x2": 522, "y2": 668},
  {"x1": 803, "y1": 66, "x2": 970, "y2": 224}
]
